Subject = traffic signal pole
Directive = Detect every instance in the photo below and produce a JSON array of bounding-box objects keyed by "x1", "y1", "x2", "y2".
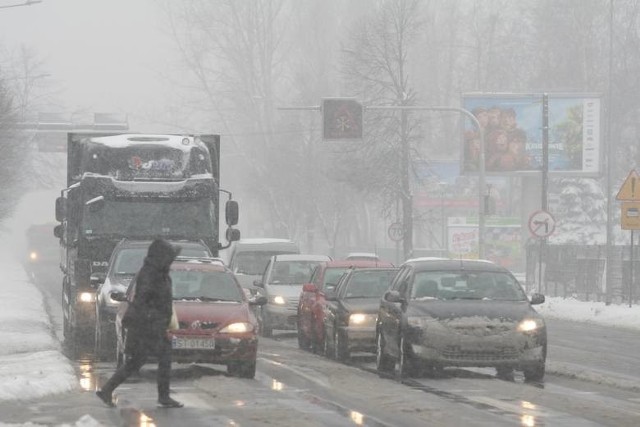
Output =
[{"x1": 279, "y1": 102, "x2": 487, "y2": 260}]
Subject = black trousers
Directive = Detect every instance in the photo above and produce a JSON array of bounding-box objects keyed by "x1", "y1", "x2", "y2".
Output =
[{"x1": 101, "y1": 334, "x2": 172, "y2": 399}]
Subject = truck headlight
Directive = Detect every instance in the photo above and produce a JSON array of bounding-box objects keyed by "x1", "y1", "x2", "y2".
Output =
[
  {"x1": 78, "y1": 292, "x2": 96, "y2": 303},
  {"x1": 29, "y1": 251, "x2": 38, "y2": 262},
  {"x1": 271, "y1": 295, "x2": 286, "y2": 305},
  {"x1": 517, "y1": 318, "x2": 544, "y2": 333}
]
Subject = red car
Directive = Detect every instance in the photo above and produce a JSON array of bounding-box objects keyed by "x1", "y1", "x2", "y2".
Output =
[
  {"x1": 113, "y1": 257, "x2": 267, "y2": 378},
  {"x1": 296, "y1": 259, "x2": 393, "y2": 353}
]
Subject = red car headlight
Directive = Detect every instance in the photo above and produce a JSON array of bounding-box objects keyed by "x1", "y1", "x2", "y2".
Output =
[{"x1": 219, "y1": 322, "x2": 254, "y2": 334}]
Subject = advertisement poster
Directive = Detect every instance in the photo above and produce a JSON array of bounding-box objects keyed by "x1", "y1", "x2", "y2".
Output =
[
  {"x1": 447, "y1": 217, "x2": 523, "y2": 271},
  {"x1": 462, "y1": 94, "x2": 601, "y2": 175}
]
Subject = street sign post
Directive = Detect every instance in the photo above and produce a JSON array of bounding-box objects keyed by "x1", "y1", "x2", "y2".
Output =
[
  {"x1": 528, "y1": 210, "x2": 556, "y2": 239},
  {"x1": 616, "y1": 169, "x2": 640, "y2": 202},
  {"x1": 388, "y1": 222, "x2": 404, "y2": 242}
]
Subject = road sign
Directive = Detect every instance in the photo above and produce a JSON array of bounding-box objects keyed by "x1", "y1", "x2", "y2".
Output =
[
  {"x1": 388, "y1": 222, "x2": 404, "y2": 242},
  {"x1": 621, "y1": 202, "x2": 640, "y2": 230},
  {"x1": 322, "y1": 98, "x2": 363, "y2": 141},
  {"x1": 528, "y1": 210, "x2": 556, "y2": 238},
  {"x1": 616, "y1": 169, "x2": 640, "y2": 201}
]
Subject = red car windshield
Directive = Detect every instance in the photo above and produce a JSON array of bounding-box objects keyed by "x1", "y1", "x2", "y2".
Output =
[{"x1": 171, "y1": 270, "x2": 243, "y2": 302}]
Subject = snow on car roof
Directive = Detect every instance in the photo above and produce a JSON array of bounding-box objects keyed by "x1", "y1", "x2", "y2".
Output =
[
  {"x1": 89, "y1": 134, "x2": 200, "y2": 151},
  {"x1": 273, "y1": 254, "x2": 331, "y2": 261}
]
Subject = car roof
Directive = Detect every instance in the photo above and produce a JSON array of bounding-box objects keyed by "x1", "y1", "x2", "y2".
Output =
[
  {"x1": 232, "y1": 238, "x2": 299, "y2": 251},
  {"x1": 114, "y1": 239, "x2": 210, "y2": 250},
  {"x1": 322, "y1": 259, "x2": 394, "y2": 268},
  {"x1": 345, "y1": 252, "x2": 380, "y2": 258},
  {"x1": 273, "y1": 254, "x2": 331, "y2": 262},
  {"x1": 406, "y1": 258, "x2": 507, "y2": 272},
  {"x1": 171, "y1": 258, "x2": 229, "y2": 272}
]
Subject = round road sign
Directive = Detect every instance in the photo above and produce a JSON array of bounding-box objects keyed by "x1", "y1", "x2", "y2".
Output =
[
  {"x1": 388, "y1": 222, "x2": 404, "y2": 242},
  {"x1": 528, "y1": 210, "x2": 556, "y2": 238}
]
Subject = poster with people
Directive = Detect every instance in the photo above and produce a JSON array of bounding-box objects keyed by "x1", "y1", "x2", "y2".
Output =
[{"x1": 462, "y1": 94, "x2": 601, "y2": 175}]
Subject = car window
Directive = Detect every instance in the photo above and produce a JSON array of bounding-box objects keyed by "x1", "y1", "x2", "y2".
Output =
[
  {"x1": 411, "y1": 270, "x2": 527, "y2": 301},
  {"x1": 113, "y1": 246, "x2": 210, "y2": 276},
  {"x1": 323, "y1": 267, "x2": 349, "y2": 291},
  {"x1": 270, "y1": 260, "x2": 324, "y2": 285},
  {"x1": 171, "y1": 270, "x2": 243, "y2": 301},
  {"x1": 341, "y1": 270, "x2": 397, "y2": 299},
  {"x1": 113, "y1": 248, "x2": 146, "y2": 275},
  {"x1": 233, "y1": 251, "x2": 296, "y2": 275}
]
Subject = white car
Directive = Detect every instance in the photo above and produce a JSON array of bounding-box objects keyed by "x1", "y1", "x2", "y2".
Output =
[{"x1": 254, "y1": 253, "x2": 331, "y2": 337}]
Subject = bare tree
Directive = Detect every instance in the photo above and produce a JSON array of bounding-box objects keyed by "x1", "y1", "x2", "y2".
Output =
[{"x1": 340, "y1": 0, "x2": 424, "y2": 259}]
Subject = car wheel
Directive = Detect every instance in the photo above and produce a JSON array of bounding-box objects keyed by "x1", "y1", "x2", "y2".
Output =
[
  {"x1": 376, "y1": 331, "x2": 394, "y2": 374},
  {"x1": 228, "y1": 360, "x2": 257, "y2": 379},
  {"x1": 397, "y1": 337, "x2": 417, "y2": 379},
  {"x1": 297, "y1": 323, "x2": 311, "y2": 350},
  {"x1": 260, "y1": 309, "x2": 272, "y2": 338},
  {"x1": 334, "y1": 328, "x2": 349, "y2": 361},
  {"x1": 523, "y1": 361, "x2": 545, "y2": 382},
  {"x1": 323, "y1": 328, "x2": 334, "y2": 359}
]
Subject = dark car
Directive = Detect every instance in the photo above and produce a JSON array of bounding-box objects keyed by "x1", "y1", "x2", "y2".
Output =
[
  {"x1": 322, "y1": 267, "x2": 398, "y2": 361},
  {"x1": 93, "y1": 239, "x2": 213, "y2": 360},
  {"x1": 112, "y1": 257, "x2": 267, "y2": 378},
  {"x1": 376, "y1": 259, "x2": 546, "y2": 381},
  {"x1": 297, "y1": 259, "x2": 394, "y2": 353}
]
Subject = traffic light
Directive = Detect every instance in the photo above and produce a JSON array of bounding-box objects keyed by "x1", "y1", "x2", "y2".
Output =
[{"x1": 322, "y1": 98, "x2": 363, "y2": 141}]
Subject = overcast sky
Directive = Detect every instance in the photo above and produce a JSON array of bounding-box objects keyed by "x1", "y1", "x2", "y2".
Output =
[{"x1": 0, "y1": 0, "x2": 175, "y2": 130}]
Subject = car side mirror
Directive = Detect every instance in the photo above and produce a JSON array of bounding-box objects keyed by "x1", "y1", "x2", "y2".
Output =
[
  {"x1": 110, "y1": 291, "x2": 127, "y2": 302},
  {"x1": 253, "y1": 279, "x2": 264, "y2": 288},
  {"x1": 55, "y1": 197, "x2": 65, "y2": 222},
  {"x1": 90, "y1": 272, "x2": 106, "y2": 286},
  {"x1": 324, "y1": 290, "x2": 337, "y2": 301},
  {"x1": 302, "y1": 283, "x2": 316, "y2": 293},
  {"x1": 225, "y1": 200, "x2": 239, "y2": 226},
  {"x1": 249, "y1": 295, "x2": 268, "y2": 306},
  {"x1": 53, "y1": 224, "x2": 63, "y2": 239},
  {"x1": 384, "y1": 290, "x2": 404, "y2": 303},
  {"x1": 529, "y1": 293, "x2": 545, "y2": 305}
]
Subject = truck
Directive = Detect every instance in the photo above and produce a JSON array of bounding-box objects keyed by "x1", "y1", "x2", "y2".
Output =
[{"x1": 54, "y1": 133, "x2": 240, "y2": 350}]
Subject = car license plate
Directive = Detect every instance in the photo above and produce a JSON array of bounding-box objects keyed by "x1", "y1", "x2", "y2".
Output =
[{"x1": 172, "y1": 337, "x2": 215, "y2": 350}]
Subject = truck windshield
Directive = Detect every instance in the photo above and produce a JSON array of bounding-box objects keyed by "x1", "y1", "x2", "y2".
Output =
[{"x1": 82, "y1": 199, "x2": 216, "y2": 238}]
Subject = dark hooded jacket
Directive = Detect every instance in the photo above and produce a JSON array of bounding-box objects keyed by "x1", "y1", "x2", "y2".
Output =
[{"x1": 124, "y1": 239, "x2": 181, "y2": 354}]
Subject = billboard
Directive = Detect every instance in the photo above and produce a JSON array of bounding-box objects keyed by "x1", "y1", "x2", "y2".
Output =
[
  {"x1": 447, "y1": 217, "x2": 523, "y2": 271},
  {"x1": 462, "y1": 93, "x2": 601, "y2": 175}
]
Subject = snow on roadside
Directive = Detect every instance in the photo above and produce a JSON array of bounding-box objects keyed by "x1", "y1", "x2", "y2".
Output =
[
  {"x1": 537, "y1": 296, "x2": 640, "y2": 331},
  {"x1": 0, "y1": 189, "x2": 77, "y2": 403}
]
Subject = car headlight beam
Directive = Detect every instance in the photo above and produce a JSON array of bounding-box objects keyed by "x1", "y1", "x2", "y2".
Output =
[
  {"x1": 348, "y1": 313, "x2": 376, "y2": 326},
  {"x1": 517, "y1": 318, "x2": 542, "y2": 333},
  {"x1": 220, "y1": 322, "x2": 254, "y2": 334},
  {"x1": 271, "y1": 295, "x2": 286, "y2": 305},
  {"x1": 78, "y1": 292, "x2": 96, "y2": 303}
]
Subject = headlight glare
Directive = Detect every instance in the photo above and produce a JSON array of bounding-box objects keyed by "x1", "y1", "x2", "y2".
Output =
[
  {"x1": 517, "y1": 318, "x2": 542, "y2": 332},
  {"x1": 78, "y1": 292, "x2": 96, "y2": 303},
  {"x1": 220, "y1": 322, "x2": 253, "y2": 333},
  {"x1": 272, "y1": 295, "x2": 286, "y2": 305},
  {"x1": 29, "y1": 251, "x2": 38, "y2": 261},
  {"x1": 349, "y1": 313, "x2": 375, "y2": 326}
]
